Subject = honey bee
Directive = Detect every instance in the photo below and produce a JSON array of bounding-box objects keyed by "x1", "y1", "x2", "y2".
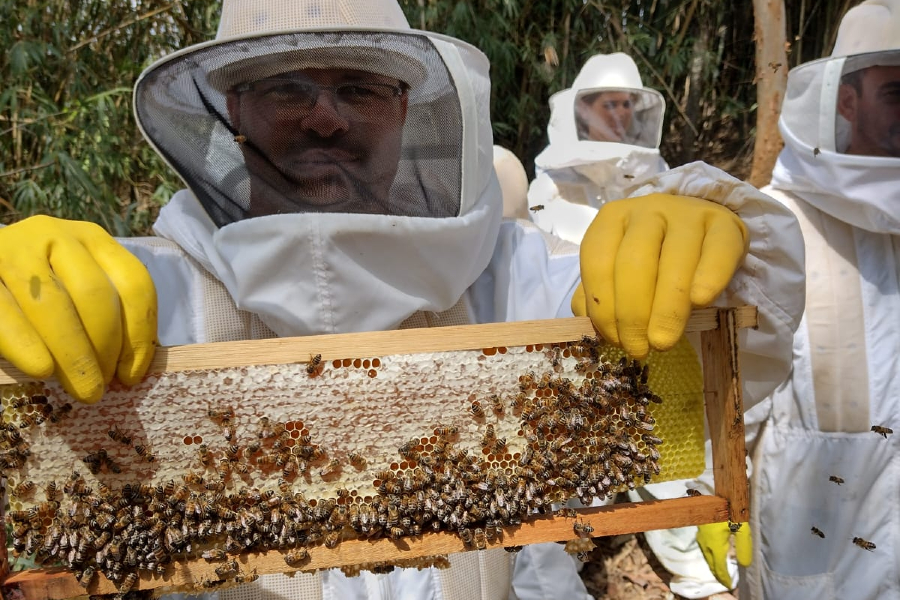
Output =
[
  {"x1": 320, "y1": 458, "x2": 340, "y2": 478},
  {"x1": 107, "y1": 424, "x2": 132, "y2": 445},
  {"x1": 208, "y1": 406, "x2": 234, "y2": 424},
  {"x1": 481, "y1": 425, "x2": 495, "y2": 448},
  {"x1": 215, "y1": 559, "x2": 240, "y2": 577},
  {"x1": 375, "y1": 469, "x2": 394, "y2": 481},
  {"x1": 728, "y1": 521, "x2": 743, "y2": 533},
  {"x1": 324, "y1": 531, "x2": 341, "y2": 548},
  {"x1": 9, "y1": 396, "x2": 31, "y2": 408},
  {"x1": 78, "y1": 566, "x2": 96, "y2": 588},
  {"x1": 473, "y1": 528, "x2": 487, "y2": 550},
  {"x1": 202, "y1": 548, "x2": 227, "y2": 561},
  {"x1": 17, "y1": 413, "x2": 39, "y2": 428},
  {"x1": 13, "y1": 481, "x2": 35, "y2": 497},
  {"x1": 489, "y1": 394, "x2": 505, "y2": 415},
  {"x1": 134, "y1": 444, "x2": 156, "y2": 462},
  {"x1": 811, "y1": 526, "x2": 825, "y2": 538},
  {"x1": 529, "y1": 204, "x2": 545, "y2": 212},
  {"x1": 44, "y1": 481, "x2": 59, "y2": 502},
  {"x1": 686, "y1": 488, "x2": 702, "y2": 497},
  {"x1": 871, "y1": 425, "x2": 893, "y2": 439},
  {"x1": 573, "y1": 520, "x2": 594, "y2": 537},
  {"x1": 118, "y1": 572, "x2": 138, "y2": 595},
  {"x1": 225, "y1": 444, "x2": 240, "y2": 460},
  {"x1": 196, "y1": 444, "x2": 212, "y2": 466},
  {"x1": 307, "y1": 353, "x2": 323, "y2": 376},
  {"x1": 49, "y1": 402, "x2": 72, "y2": 423},
  {"x1": 511, "y1": 393, "x2": 527, "y2": 411},
  {"x1": 829, "y1": 475, "x2": 844, "y2": 485},
  {"x1": 852, "y1": 536, "x2": 876, "y2": 551},
  {"x1": 470, "y1": 400, "x2": 485, "y2": 418},
  {"x1": 224, "y1": 424, "x2": 237, "y2": 441},
  {"x1": 183, "y1": 471, "x2": 205, "y2": 486},
  {"x1": 348, "y1": 452, "x2": 367, "y2": 469},
  {"x1": 284, "y1": 548, "x2": 310, "y2": 567}
]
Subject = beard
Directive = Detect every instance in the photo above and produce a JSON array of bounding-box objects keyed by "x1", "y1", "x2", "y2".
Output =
[{"x1": 242, "y1": 133, "x2": 400, "y2": 216}]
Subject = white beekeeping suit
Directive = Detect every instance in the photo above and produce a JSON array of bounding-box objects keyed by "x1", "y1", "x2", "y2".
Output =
[
  {"x1": 527, "y1": 53, "x2": 668, "y2": 243},
  {"x1": 743, "y1": 2, "x2": 900, "y2": 599},
  {"x1": 67, "y1": 0, "x2": 806, "y2": 598}
]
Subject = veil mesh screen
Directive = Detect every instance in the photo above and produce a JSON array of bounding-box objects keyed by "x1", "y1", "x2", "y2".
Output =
[{"x1": 135, "y1": 32, "x2": 462, "y2": 227}]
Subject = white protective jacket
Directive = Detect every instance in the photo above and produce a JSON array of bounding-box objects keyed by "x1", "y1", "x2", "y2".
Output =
[
  {"x1": 116, "y1": 160, "x2": 803, "y2": 600},
  {"x1": 741, "y1": 35, "x2": 900, "y2": 600}
]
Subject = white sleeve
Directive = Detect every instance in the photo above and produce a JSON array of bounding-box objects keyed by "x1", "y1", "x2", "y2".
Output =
[
  {"x1": 627, "y1": 161, "x2": 806, "y2": 412},
  {"x1": 527, "y1": 171, "x2": 599, "y2": 245}
]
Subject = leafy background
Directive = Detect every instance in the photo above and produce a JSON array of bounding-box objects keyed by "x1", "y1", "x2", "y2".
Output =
[{"x1": 0, "y1": 0, "x2": 857, "y2": 235}]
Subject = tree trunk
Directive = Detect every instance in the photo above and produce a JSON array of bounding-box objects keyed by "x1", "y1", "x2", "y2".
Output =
[{"x1": 748, "y1": 0, "x2": 788, "y2": 188}]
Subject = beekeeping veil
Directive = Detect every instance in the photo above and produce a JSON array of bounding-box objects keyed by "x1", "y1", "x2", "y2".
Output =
[
  {"x1": 529, "y1": 53, "x2": 666, "y2": 242},
  {"x1": 771, "y1": 0, "x2": 900, "y2": 233},
  {"x1": 137, "y1": 0, "x2": 500, "y2": 336}
]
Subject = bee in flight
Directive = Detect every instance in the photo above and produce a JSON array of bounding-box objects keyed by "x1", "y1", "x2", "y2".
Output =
[
  {"x1": 811, "y1": 526, "x2": 825, "y2": 538},
  {"x1": 828, "y1": 475, "x2": 844, "y2": 485},
  {"x1": 871, "y1": 425, "x2": 893, "y2": 439},
  {"x1": 852, "y1": 536, "x2": 876, "y2": 551},
  {"x1": 529, "y1": 204, "x2": 545, "y2": 212}
]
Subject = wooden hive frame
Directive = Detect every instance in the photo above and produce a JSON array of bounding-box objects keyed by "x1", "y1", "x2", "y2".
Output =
[{"x1": 0, "y1": 306, "x2": 754, "y2": 600}]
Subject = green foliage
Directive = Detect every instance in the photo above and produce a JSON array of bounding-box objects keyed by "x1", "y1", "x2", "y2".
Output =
[
  {"x1": 0, "y1": 0, "x2": 219, "y2": 233},
  {"x1": 0, "y1": 0, "x2": 852, "y2": 235}
]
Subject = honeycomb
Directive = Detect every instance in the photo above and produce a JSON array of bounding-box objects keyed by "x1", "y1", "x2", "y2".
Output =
[{"x1": 0, "y1": 333, "x2": 703, "y2": 593}]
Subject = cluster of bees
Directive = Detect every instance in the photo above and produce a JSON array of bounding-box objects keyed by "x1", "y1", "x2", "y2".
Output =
[
  {"x1": 807, "y1": 425, "x2": 892, "y2": 554},
  {"x1": 3, "y1": 334, "x2": 666, "y2": 594}
]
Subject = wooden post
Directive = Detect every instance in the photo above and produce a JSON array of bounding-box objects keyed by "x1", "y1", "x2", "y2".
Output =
[{"x1": 701, "y1": 309, "x2": 750, "y2": 523}]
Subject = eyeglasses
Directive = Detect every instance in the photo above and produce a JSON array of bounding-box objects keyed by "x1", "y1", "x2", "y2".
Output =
[{"x1": 236, "y1": 78, "x2": 407, "y2": 111}]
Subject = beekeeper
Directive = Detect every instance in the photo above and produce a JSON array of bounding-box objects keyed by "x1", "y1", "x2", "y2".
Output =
[
  {"x1": 527, "y1": 53, "x2": 669, "y2": 243},
  {"x1": 731, "y1": 2, "x2": 900, "y2": 599},
  {"x1": 526, "y1": 51, "x2": 754, "y2": 599},
  {"x1": 0, "y1": 0, "x2": 804, "y2": 599}
]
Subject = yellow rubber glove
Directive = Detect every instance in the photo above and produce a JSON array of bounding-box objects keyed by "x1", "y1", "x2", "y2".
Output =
[
  {"x1": 572, "y1": 193, "x2": 749, "y2": 358},
  {"x1": 696, "y1": 521, "x2": 753, "y2": 589},
  {"x1": 0, "y1": 215, "x2": 158, "y2": 403}
]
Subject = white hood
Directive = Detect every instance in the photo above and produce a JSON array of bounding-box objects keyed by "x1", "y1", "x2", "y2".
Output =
[
  {"x1": 152, "y1": 31, "x2": 502, "y2": 336},
  {"x1": 771, "y1": 49, "x2": 900, "y2": 233}
]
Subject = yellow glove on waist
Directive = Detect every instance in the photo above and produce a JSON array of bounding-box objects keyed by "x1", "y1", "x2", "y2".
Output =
[
  {"x1": 572, "y1": 193, "x2": 749, "y2": 358},
  {"x1": 696, "y1": 521, "x2": 752, "y2": 589},
  {"x1": 0, "y1": 216, "x2": 158, "y2": 403}
]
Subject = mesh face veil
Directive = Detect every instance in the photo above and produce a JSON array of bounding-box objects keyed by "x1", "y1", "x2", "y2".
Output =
[
  {"x1": 780, "y1": 49, "x2": 900, "y2": 158},
  {"x1": 574, "y1": 87, "x2": 665, "y2": 148},
  {"x1": 135, "y1": 32, "x2": 463, "y2": 227}
]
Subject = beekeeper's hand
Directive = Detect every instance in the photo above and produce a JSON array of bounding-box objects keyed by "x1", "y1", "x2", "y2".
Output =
[
  {"x1": 572, "y1": 194, "x2": 749, "y2": 358},
  {"x1": 697, "y1": 521, "x2": 752, "y2": 589},
  {"x1": 0, "y1": 216, "x2": 157, "y2": 403}
]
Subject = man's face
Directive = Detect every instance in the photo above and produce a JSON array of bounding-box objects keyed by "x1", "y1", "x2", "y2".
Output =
[
  {"x1": 227, "y1": 68, "x2": 409, "y2": 216},
  {"x1": 583, "y1": 91, "x2": 635, "y2": 142},
  {"x1": 838, "y1": 65, "x2": 900, "y2": 158}
]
